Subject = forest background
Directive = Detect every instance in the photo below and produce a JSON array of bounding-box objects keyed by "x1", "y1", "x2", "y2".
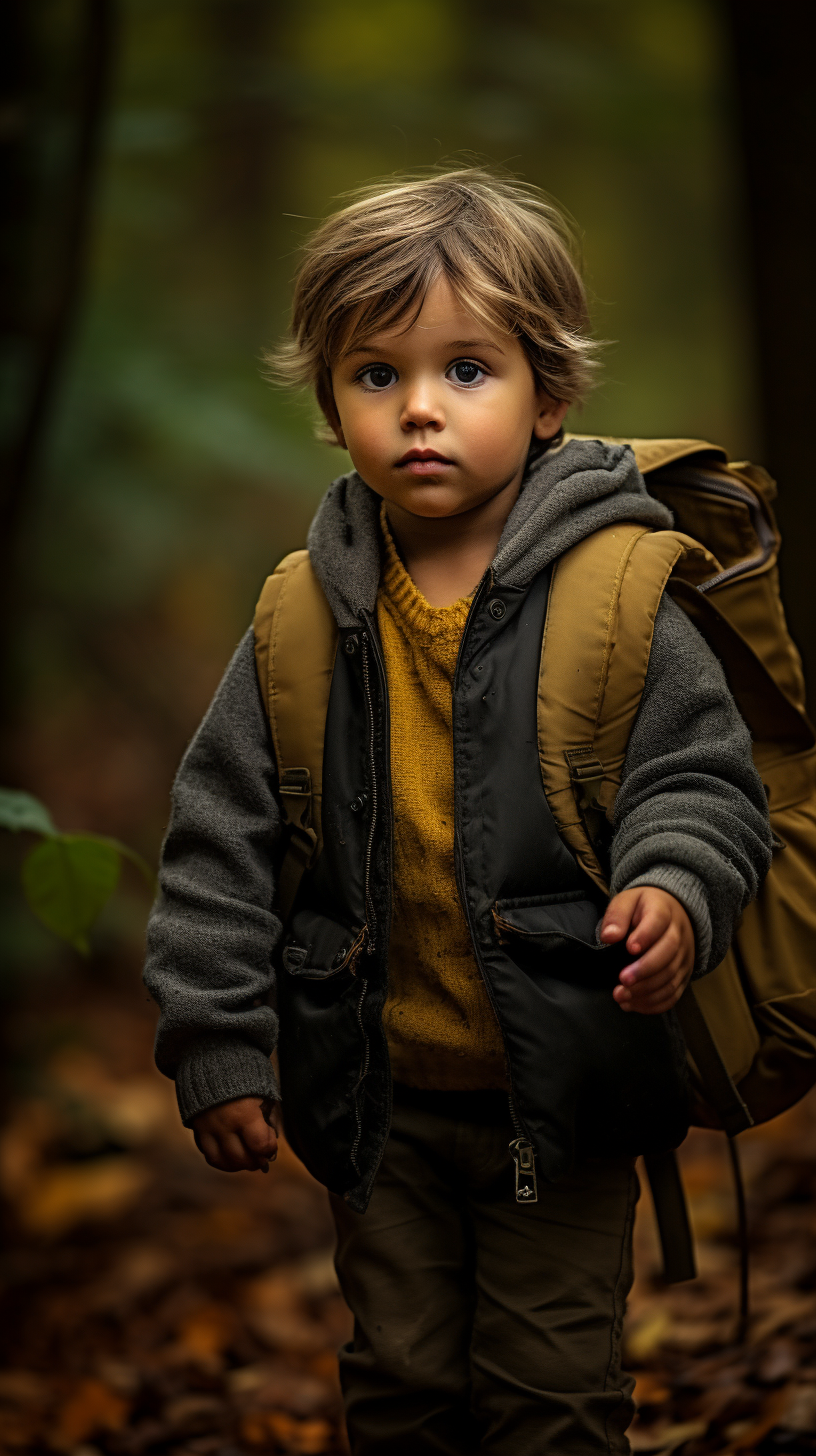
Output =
[
  {"x1": 2, "y1": 4, "x2": 816, "y2": 1453},
  {"x1": 3, "y1": 0, "x2": 812, "y2": 969}
]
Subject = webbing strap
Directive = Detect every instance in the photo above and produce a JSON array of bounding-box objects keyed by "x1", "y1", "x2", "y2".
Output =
[
  {"x1": 675, "y1": 987, "x2": 754, "y2": 1136},
  {"x1": 643, "y1": 1149, "x2": 697, "y2": 1284}
]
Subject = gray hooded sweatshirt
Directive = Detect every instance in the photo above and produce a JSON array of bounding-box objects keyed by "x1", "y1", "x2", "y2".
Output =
[{"x1": 144, "y1": 440, "x2": 774, "y2": 1127}]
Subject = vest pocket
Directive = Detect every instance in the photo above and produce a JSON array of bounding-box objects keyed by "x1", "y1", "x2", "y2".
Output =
[
  {"x1": 277, "y1": 908, "x2": 368, "y2": 1193},
  {"x1": 490, "y1": 894, "x2": 689, "y2": 1159},
  {"x1": 492, "y1": 893, "x2": 625, "y2": 983},
  {"x1": 281, "y1": 910, "x2": 366, "y2": 980}
]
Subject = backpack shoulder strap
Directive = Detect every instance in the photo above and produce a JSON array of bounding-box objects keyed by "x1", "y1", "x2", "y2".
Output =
[
  {"x1": 538, "y1": 522, "x2": 756, "y2": 1137},
  {"x1": 253, "y1": 550, "x2": 338, "y2": 918},
  {"x1": 537, "y1": 523, "x2": 721, "y2": 893}
]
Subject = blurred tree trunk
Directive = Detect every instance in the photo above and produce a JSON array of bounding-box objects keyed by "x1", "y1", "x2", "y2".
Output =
[
  {"x1": 0, "y1": 0, "x2": 117, "y2": 732},
  {"x1": 197, "y1": 0, "x2": 287, "y2": 342},
  {"x1": 724, "y1": 0, "x2": 816, "y2": 709}
]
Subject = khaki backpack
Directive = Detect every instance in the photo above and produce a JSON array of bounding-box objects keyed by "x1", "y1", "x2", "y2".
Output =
[{"x1": 253, "y1": 437, "x2": 816, "y2": 1138}]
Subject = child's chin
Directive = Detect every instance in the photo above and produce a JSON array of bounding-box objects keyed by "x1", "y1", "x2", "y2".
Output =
[{"x1": 387, "y1": 479, "x2": 484, "y2": 519}]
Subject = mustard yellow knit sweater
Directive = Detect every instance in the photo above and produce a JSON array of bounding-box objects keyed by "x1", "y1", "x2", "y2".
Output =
[{"x1": 377, "y1": 511, "x2": 508, "y2": 1090}]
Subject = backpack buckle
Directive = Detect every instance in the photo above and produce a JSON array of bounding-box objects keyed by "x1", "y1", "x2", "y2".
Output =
[
  {"x1": 564, "y1": 748, "x2": 605, "y2": 809},
  {"x1": 280, "y1": 767, "x2": 312, "y2": 797},
  {"x1": 280, "y1": 767, "x2": 313, "y2": 832}
]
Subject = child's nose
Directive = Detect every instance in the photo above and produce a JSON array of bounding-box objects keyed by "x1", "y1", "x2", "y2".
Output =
[{"x1": 399, "y1": 381, "x2": 445, "y2": 431}]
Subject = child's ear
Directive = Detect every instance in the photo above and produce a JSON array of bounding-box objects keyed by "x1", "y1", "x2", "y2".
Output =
[{"x1": 533, "y1": 393, "x2": 569, "y2": 441}]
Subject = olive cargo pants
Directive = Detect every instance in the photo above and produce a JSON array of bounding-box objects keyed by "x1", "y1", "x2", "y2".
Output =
[{"x1": 330, "y1": 1087, "x2": 638, "y2": 1455}]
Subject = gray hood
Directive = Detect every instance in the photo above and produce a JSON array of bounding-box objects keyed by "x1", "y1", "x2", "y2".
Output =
[{"x1": 307, "y1": 437, "x2": 673, "y2": 627}]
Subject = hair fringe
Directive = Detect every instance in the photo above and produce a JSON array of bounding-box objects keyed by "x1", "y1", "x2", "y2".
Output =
[{"x1": 264, "y1": 165, "x2": 603, "y2": 442}]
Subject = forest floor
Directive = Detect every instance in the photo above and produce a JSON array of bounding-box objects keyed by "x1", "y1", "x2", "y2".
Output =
[{"x1": 2, "y1": 980, "x2": 816, "y2": 1456}]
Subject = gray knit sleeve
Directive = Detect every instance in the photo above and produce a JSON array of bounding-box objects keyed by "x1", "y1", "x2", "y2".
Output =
[
  {"x1": 609, "y1": 592, "x2": 774, "y2": 974},
  {"x1": 143, "y1": 628, "x2": 283, "y2": 1125}
]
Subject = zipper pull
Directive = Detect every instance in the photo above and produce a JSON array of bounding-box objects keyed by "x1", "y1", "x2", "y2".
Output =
[{"x1": 509, "y1": 1136, "x2": 538, "y2": 1203}]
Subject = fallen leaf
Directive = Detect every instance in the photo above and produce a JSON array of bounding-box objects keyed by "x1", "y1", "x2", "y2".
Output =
[
  {"x1": 241, "y1": 1409, "x2": 333, "y2": 1452},
  {"x1": 18, "y1": 1157, "x2": 149, "y2": 1237},
  {"x1": 239, "y1": 1369, "x2": 334, "y2": 1418},
  {"x1": 628, "y1": 1418, "x2": 708, "y2": 1454},
  {"x1": 90, "y1": 1242, "x2": 175, "y2": 1311},
  {"x1": 754, "y1": 1337, "x2": 799, "y2": 1385},
  {"x1": 633, "y1": 1371, "x2": 670, "y2": 1407},
  {"x1": 247, "y1": 1307, "x2": 330, "y2": 1354},
  {"x1": 777, "y1": 1380, "x2": 816, "y2": 1434},
  {"x1": 162, "y1": 1392, "x2": 228, "y2": 1431},
  {"x1": 173, "y1": 1303, "x2": 238, "y2": 1364},
  {"x1": 722, "y1": 1385, "x2": 790, "y2": 1452},
  {"x1": 0, "y1": 1369, "x2": 50, "y2": 1405},
  {"x1": 626, "y1": 1308, "x2": 673, "y2": 1363},
  {"x1": 51, "y1": 1378, "x2": 130, "y2": 1447}
]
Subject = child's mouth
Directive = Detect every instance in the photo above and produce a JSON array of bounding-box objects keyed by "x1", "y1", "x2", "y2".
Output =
[{"x1": 397, "y1": 450, "x2": 455, "y2": 475}]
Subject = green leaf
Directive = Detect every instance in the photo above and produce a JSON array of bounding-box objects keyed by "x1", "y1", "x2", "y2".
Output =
[
  {"x1": 21, "y1": 835, "x2": 121, "y2": 954},
  {"x1": 0, "y1": 788, "x2": 57, "y2": 836}
]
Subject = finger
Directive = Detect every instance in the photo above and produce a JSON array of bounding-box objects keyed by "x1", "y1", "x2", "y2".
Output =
[
  {"x1": 615, "y1": 945, "x2": 688, "y2": 1000},
  {"x1": 196, "y1": 1130, "x2": 235, "y2": 1172},
  {"x1": 617, "y1": 980, "x2": 681, "y2": 1014},
  {"x1": 219, "y1": 1132, "x2": 260, "y2": 1172},
  {"x1": 625, "y1": 903, "x2": 673, "y2": 957},
  {"x1": 619, "y1": 928, "x2": 683, "y2": 984},
  {"x1": 629, "y1": 974, "x2": 687, "y2": 1013},
  {"x1": 614, "y1": 965, "x2": 676, "y2": 1004},
  {"x1": 617, "y1": 955, "x2": 689, "y2": 1012},
  {"x1": 599, "y1": 889, "x2": 641, "y2": 944},
  {"x1": 241, "y1": 1114, "x2": 278, "y2": 1162},
  {"x1": 620, "y1": 968, "x2": 683, "y2": 1007}
]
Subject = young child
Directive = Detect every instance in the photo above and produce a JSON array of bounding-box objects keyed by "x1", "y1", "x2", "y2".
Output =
[{"x1": 144, "y1": 169, "x2": 773, "y2": 1454}]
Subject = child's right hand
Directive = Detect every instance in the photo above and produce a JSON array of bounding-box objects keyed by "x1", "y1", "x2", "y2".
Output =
[{"x1": 192, "y1": 1096, "x2": 280, "y2": 1173}]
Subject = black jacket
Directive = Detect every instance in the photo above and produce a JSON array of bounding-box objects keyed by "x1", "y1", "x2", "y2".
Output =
[{"x1": 144, "y1": 441, "x2": 774, "y2": 1210}]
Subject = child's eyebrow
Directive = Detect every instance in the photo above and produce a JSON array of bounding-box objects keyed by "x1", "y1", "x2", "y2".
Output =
[
  {"x1": 343, "y1": 336, "x2": 506, "y2": 359},
  {"x1": 445, "y1": 338, "x2": 506, "y2": 354}
]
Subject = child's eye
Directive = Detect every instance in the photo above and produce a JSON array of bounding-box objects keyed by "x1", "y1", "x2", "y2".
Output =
[
  {"x1": 447, "y1": 360, "x2": 485, "y2": 386},
  {"x1": 359, "y1": 365, "x2": 397, "y2": 390}
]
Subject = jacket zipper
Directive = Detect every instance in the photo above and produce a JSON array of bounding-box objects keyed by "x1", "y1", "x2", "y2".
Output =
[
  {"x1": 360, "y1": 633, "x2": 379, "y2": 938},
  {"x1": 349, "y1": 624, "x2": 393, "y2": 1184},
  {"x1": 509, "y1": 1096, "x2": 538, "y2": 1202},
  {"x1": 451, "y1": 573, "x2": 538, "y2": 1204}
]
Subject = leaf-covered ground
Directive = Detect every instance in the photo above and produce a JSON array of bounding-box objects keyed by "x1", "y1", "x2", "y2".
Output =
[{"x1": 2, "y1": 983, "x2": 815, "y2": 1455}]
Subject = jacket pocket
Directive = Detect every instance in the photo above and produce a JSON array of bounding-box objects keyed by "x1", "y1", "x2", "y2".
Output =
[
  {"x1": 492, "y1": 893, "x2": 625, "y2": 984},
  {"x1": 281, "y1": 910, "x2": 366, "y2": 981},
  {"x1": 493, "y1": 891, "x2": 601, "y2": 946},
  {"x1": 492, "y1": 893, "x2": 688, "y2": 1158},
  {"x1": 277, "y1": 908, "x2": 368, "y2": 1192}
]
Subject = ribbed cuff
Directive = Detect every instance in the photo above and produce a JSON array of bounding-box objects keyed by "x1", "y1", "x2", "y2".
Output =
[
  {"x1": 618, "y1": 864, "x2": 713, "y2": 975},
  {"x1": 175, "y1": 1035, "x2": 280, "y2": 1127}
]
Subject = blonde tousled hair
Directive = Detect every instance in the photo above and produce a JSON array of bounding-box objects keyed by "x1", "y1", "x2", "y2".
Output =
[{"x1": 267, "y1": 168, "x2": 600, "y2": 439}]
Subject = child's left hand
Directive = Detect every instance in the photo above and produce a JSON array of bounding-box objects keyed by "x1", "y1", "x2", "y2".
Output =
[{"x1": 599, "y1": 886, "x2": 695, "y2": 1014}]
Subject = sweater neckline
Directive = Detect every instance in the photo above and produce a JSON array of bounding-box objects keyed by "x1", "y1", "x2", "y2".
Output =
[{"x1": 379, "y1": 504, "x2": 473, "y2": 637}]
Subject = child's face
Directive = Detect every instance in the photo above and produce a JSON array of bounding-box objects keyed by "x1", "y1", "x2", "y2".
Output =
[{"x1": 330, "y1": 275, "x2": 568, "y2": 519}]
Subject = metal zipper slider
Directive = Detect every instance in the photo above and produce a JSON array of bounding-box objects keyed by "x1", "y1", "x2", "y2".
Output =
[{"x1": 509, "y1": 1136, "x2": 538, "y2": 1203}]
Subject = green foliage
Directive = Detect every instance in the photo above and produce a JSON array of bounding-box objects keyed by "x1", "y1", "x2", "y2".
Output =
[
  {"x1": 1, "y1": 789, "x2": 156, "y2": 956},
  {"x1": 21, "y1": 835, "x2": 122, "y2": 955},
  {"x1": 0, "y1": 789, "x2": 58, "y2": 837}
]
